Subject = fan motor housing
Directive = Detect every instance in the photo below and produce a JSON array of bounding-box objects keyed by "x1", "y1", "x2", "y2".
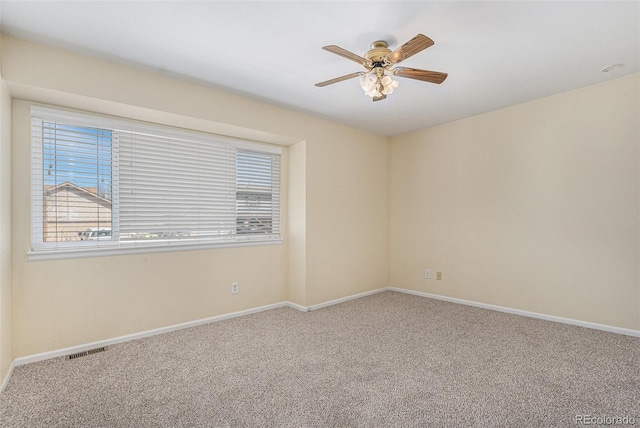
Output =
[{"x1": 365, "y1": 41, "x2": 392, "y2": 65}]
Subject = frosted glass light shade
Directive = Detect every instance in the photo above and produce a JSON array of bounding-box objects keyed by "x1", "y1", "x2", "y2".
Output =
[{"x1": 360, "y1": 71, "x2": 398, "y2": 98}]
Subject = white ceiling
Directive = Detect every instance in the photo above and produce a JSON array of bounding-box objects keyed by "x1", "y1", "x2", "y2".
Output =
[{"x1": 1, "y1": 1, "x2": 638, "y2": 136}]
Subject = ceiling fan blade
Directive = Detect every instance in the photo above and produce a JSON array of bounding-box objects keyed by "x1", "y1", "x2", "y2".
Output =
[
  {"x1": 372, "y1": 94, "x2": 387, "y2": 102},
  {"x1": 315, "y1": 72, "x2": 363, "y2": 87},
  {"x1": 387, "y1": 34, "x2": 434, "y2": 65},
  {"x1": 393, "y1": 67, "x2": 448, "y2": 84},
  {"x1": 322, "y1": 45, "x2": 370, "y2": 66}
]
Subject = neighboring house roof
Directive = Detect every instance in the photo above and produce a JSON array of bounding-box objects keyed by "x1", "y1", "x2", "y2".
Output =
[{"x1": 44, "y1": 181, "x2": 111, "y2": 205}]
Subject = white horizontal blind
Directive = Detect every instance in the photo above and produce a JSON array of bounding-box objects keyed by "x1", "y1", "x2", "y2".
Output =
[
  {"x1": 236, "y1": 149, "x2": 281, "y2": 236},
  {"x1": 31, "y1": 106, "x2": 282, "y2": 255},
  {"x1": 119, "y1": 132, "x2": 237, "y2": 244},
  {"x1": 31, "y1": 116, "x2": 115, "y2": 249}
]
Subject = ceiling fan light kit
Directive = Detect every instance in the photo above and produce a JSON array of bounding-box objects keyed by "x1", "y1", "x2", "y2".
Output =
[
  {"x1": 360, "y1": 68, "x2": 399, "y2": 99},
  {"x1": 316, "y1": 34, "x2": 448, "y2": 102}
]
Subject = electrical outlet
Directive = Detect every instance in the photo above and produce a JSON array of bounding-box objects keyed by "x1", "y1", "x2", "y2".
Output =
[
  {"x1": 424, "y1": 269, "x2": 431, "y2": 279},
  {"x1": 436, "y1": 272, "x2": 442, "y2": 280},
  {"x1": 231, "y1": 282, "x2": 239, "y2": 294}
]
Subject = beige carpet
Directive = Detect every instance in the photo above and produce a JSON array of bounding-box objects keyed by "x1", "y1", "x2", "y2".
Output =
[{"x1": 1, "y1": 291, "x2": 639, "y2": 427}]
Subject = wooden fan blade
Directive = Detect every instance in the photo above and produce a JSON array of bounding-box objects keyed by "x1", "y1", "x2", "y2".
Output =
[
  {"x1": 315, "y1": 72, "x2": 363, "y2": 87},
  {"x1": 393, "y1": 67, "x2": 448, "y2": 84},
  {"x1": 387, "y1": 34, "x2": 434, "y2": 65},
  {"x1": 373, "y1": 94, "x2": 387, "y2": 102},
  {"x1": 322, "y1": 45, "x2": 370, "y2": 66}
]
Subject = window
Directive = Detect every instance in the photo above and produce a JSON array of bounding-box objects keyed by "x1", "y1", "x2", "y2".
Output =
[
  {"x1": 236, "y1": 149, "x2": 280, "y2": 235},
  {"x1": 30, "y1": 106, "x2": 281, "y2": 259}
]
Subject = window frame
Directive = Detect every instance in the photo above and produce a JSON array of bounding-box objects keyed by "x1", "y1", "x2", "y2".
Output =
[{"x1": 29, "y1": 106, "x2": 283, "y2": 261}]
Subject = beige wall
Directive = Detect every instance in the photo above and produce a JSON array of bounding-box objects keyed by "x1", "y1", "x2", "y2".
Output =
[
  {"x1": 288, "y1": 141, "x2": 307, "y2": 306},
  {"x1": 0, "y1": 38, "x2": 14, "y2": 382},
  {"x1": 5, "y1": 36, "x2": 389, "y2": 357},
  {"x1": 390, "y1": 73, "x2": 640, "y2": 330},
  {"x1": 306, "y1": 130, "x2": 389, "y2": 304}
]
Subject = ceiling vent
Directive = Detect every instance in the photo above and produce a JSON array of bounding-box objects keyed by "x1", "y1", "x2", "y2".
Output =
[{"x1": 602, "y1": 64, "x2": 623, "y2": 72}]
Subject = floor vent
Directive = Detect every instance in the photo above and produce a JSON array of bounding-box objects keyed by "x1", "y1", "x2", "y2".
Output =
[{"x1": 66, "y1": 347, "x2": 107, "y2": 360}]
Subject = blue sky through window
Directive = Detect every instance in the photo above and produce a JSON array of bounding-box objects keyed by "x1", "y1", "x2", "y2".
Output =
[{"x1": 42, "y1": 122, "x2": 113, "y2": 200}]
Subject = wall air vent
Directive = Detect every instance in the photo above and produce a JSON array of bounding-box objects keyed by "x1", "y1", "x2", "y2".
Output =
[{"x1": 66, "y1": 347, "x2": 107, "y2": 360}]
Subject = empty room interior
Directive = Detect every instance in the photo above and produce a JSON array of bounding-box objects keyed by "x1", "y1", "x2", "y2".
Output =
[{"x1": 0, "y1": 1, "x2": 639, "y2": 426}]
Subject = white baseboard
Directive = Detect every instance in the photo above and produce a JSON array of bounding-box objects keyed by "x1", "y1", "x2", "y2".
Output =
[
  {"x1": 5, "y1": 285, "x2": 637, "y2": 392},
  {"x1": 284, "y1": 301, "x2": 309, "y2": 312},
  {"x1": 12, "y1": 301, "x2": 290, "y2": 368},
  {"x1": 388, "y1": 286, "x2": 640, "y2": 338},
  {"x1": 306, "y1": 288, "x2": 388, "y2": 311},
  {"x1": 9, "y1": 288, "x2": 388, "y2": 370},
  {"x1": 0, "y1": 360, "x2": 16, "y2": 393}
]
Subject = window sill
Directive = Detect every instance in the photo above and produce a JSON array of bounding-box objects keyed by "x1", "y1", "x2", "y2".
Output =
[{"x1": 27, "y1": 238, "x2": 283, "y2": 261}]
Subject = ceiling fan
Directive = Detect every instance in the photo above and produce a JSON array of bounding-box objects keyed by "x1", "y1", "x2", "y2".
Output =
[{"x1": 315, "y1": 34, "x2": 447, "y2": 102}]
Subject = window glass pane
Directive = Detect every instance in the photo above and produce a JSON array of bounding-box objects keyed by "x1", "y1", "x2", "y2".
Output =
[
  {"x1": 42, "y1": 122, "x2": 113, "y2": 243},
  {"x1": 236, "y1": 149, "x2": 279, "y2": 235}
]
